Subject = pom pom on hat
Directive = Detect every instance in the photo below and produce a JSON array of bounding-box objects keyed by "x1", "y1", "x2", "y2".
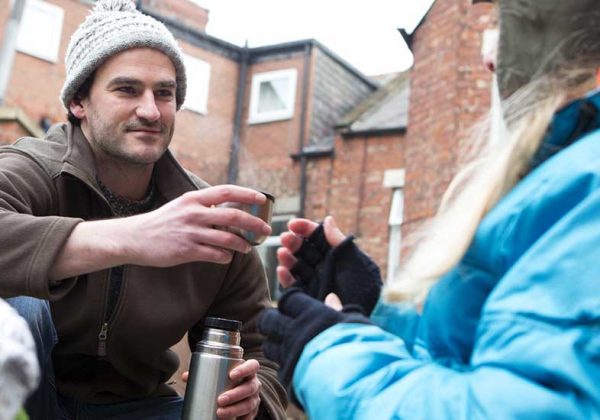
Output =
[
  {"x1": 93, "y1": 0, "x2": 137, "y2": 13},
  {"x1": 60, "y1": 0, "x2": 187, "y2": 110}
]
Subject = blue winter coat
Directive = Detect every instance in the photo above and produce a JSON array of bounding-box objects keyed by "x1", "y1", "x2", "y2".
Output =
[{"x1": 293, "y1": 90, "x2": 600, "y2": 419}]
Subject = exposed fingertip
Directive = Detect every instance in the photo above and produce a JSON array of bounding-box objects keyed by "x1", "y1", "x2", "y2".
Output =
[{"x1": 255, "y1": 192, "x2": 266, "y2": 203}]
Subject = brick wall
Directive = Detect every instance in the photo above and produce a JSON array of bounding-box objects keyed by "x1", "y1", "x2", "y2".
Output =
[
  {"x1": 303, "y1": 0, "x2": 496, "y2": 275},
  {"x1": 402, "y1": 0, "x2": 496, "y2": 239},
  {"x1": 236, "y1": 54, "x2": 307, "y2": 198},
  {"x1": 0, "y1": 0, "x2": 231, "y2": 185},
  {"x1": 170, "y1": 41, "x2": 239, "y2": 185},
  {"x1": 305, "y1": 132, "x2": 405, "y2": 278},
  {"x1": 0, "y1": 0, "x2": 89, "y2": 126}
]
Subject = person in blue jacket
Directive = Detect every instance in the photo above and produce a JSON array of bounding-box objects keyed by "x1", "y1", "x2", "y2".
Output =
[{"x1": 259, "y1": 0, "x2": 600, "y2": 418}]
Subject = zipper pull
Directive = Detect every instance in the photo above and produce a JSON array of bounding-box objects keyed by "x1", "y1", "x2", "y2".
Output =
[{"x1": 97, "y1": 322, "x2": 108, "y2": 357}]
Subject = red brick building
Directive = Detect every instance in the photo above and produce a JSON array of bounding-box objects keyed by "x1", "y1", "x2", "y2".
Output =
[
  {"x1": 0, "y1": 0, "x2": 496, "y2": 292},
  {"x1": 0, "y1": 0, "x2": 497, "y2": 410}
]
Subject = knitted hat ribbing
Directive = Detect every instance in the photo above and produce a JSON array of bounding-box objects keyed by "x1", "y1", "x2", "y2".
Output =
[{"x1": 60, "y1": 0, "x2": 187, "y2": 110}]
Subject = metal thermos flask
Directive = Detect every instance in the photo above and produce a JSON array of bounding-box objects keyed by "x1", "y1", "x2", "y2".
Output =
[{"x1": 182, "y1": 317, "x2": 244, "y2": 420}]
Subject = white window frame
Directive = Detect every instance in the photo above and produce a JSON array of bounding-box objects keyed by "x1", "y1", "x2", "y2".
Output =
[
  {"x1": 383, "y1": 169, "x2": 405, "y2": 283},
  {"x1": 16, "y1": 0, "x2": 64, "y2": 63},
  {"x1": 248, "y1": 69, "x2": 297, "y2": 124},
  {"x1": 181, "y1": 53, "x2": 211, "y2": 115}
]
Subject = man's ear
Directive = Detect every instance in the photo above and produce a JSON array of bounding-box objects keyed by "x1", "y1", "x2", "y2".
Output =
[{"x1": 69, "y1": 96, "x2": 86, "y2": 120}]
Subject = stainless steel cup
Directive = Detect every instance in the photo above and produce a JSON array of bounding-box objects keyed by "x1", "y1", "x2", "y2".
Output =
[
  {"x1": 182, "y1": 317, "x2": 244, "y2": 420},
  {"x1": 219, "y1": 191, "x2": 275, "y2": 246}
]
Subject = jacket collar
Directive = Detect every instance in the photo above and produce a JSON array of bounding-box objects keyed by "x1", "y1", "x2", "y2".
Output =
[
  {"x1": 529, "y1": 88, "x2": 600, "y2": 171},
  {"x1": 55, "y1": 123, "x2": 200, "y2": 202}
]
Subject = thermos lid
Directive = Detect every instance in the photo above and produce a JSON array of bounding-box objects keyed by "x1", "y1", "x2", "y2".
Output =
[{"x1": 204, "y1": 317, "x2": 242, "y2": 332}]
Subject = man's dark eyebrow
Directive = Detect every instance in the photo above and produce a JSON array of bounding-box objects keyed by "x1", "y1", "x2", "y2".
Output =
[
  {"x1": 106, "y1": 77, "x2": 142, "y2": 88},
  {"x1": 106, "y1": 78, "x2": 177, "y2": 89},
  {"x1": 156, "y1": 80, "x2": 177, "y2": 89}
]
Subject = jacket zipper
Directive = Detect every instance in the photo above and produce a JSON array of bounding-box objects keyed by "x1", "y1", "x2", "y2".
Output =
[
  {"x1": 97, "y1": 322, "x2": 108, "y2": 357},
  {"x1": 97, "y1": 263, "x2": 126, "y2": 356},
  {"x1": 97, "y1": 267, "x2": 114, "y2": 357}
]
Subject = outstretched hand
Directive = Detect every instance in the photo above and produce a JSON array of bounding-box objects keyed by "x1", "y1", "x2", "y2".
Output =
[
  {"x1": 276, "y1": 215, "x2": 383, "y2": 315},
  {"x1": 49, "y1": 185, "x2": 272, "y2": 280},
  {"x1": 277, "y1": 216, "x2": 344, "y2": 288}
]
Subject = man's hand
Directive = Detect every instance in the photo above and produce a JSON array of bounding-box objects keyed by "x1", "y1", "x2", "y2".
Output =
[
  {"x1": 49, "y1": 185, "x2": 272, "y2": 280},
  {"x1": 124, "y1": 185, "x2": 271, "y2": 267},
  {"x1": 182, "y1": 359, "x2": 261, "y2": 420}
]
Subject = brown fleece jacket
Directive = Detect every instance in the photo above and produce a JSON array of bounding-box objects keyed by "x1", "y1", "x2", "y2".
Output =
[{"x1": 0, "y1": 123, "x2": 287, "y2": 418}]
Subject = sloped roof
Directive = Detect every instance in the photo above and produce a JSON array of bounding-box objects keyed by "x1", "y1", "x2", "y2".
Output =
[
  {"x1": 337, "y1": 71, "x2": 409, "y2": 137},
  {"x1": 399, "y1": 0, "x2": 437, "y2": 48}
]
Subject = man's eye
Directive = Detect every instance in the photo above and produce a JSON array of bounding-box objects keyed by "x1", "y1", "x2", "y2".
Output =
[
  {"x1": 116, "y1": 86, "x2": 136, "y2": 94},
  {"x1": 156, "y1": 89, "x2": 175, "y2": 98}
]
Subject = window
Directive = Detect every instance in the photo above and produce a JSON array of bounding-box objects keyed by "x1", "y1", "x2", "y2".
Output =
[
  {"x1": 181, "y1": 53, "x2": 210, "y2": 114},
  {"x1": 256, "y1": 215, "x2": 294, "y2": 300},
  {"x1": 248, "y1": 69, "x2": 297, "y2": 124},
  {"x1": 383, "y1": 169, "x2": 405, "y2": 283},
  {"x1": 387, "y1": 188, "x2": 404, "y2": 283},
  {"x1": 16, "y1": 0, "x2": 64, "y2": 63}
]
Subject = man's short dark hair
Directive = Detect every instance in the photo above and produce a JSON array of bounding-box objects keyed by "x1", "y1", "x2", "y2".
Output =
[{"x1": 67, "y1": 72, "x2": 95, "y2": 126}]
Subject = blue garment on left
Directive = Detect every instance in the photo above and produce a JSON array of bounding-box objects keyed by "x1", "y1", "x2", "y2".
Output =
[{"x1": 293, "y1": 90, "x2": 600, "y2": 419}]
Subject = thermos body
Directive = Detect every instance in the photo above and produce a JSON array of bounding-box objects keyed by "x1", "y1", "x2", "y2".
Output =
[{"x1": 182, "y1": 318, "x2": 244, "y2": 420}]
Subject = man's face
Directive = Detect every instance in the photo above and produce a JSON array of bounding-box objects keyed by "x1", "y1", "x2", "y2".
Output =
[{"x1": 73, "y1": 48, "x2": 177, "y2": 166}]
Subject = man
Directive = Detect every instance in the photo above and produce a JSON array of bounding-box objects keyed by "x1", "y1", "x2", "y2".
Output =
[{"x1": 0, "y1": 0, "x2": 287, "y2": 418}]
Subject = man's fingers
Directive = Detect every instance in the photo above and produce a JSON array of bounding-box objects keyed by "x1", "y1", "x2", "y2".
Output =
[
  {"x1": 216, "y1": 360, "x2": 261, "y2": 419},
  {"x1": 216, "y1": 394, "x2": 260, "y2": 419},
  {"x1": 198, "y1": 207, "x2": 272, "y2": 237},
  {"x1": 229, "y1": 359, "x2": 260, "y2": 382},
  {"x1": 186, "y1": 227, "x2": 251, "y2": 255},
  {"x1": 187, "y1": 185, "x2": 267, "y2": 207},
  {"x1": 185, "y1": 243, "x2": 233, "y2": 264},
  {"x1": 181, "y1": 371, "x2": 189, "y2": 383},
  {"x1": 218, "y1": 377, "x2": 261, "y2": 406}
]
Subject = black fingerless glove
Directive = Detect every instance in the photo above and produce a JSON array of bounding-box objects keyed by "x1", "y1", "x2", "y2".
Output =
[
  {"x1": 290, "y1": 224, "x2": 383, "y2": 314},
  {"x1": 257, "y1": 288, "x2": 372, "y2": 406}
]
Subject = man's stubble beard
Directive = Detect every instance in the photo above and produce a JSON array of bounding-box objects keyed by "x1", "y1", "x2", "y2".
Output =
[{"x1": 86, "y1": 106, "x2": 175, "y2": 167}]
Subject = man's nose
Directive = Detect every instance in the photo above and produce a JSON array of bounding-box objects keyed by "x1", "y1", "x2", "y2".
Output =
[{"x1": 136, "y1": 90, "x2": 161, "y2": 121}]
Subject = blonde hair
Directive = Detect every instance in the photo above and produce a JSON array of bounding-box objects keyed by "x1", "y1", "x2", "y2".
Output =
[{"x1": 385, "y1": 69, "x2": 598, "y2": 305}]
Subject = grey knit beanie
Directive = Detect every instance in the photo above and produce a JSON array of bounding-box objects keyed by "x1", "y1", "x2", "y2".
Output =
[{"x1": 60, "y1": 0, "x2": 187, "y2": 110}]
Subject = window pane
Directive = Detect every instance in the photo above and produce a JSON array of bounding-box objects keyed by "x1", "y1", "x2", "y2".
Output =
[
  {"x1": 387, "y1": 189, "x2": 404, "y2": 282},
  {"x1": 16, "y1": 0, "x2": 64, "y2": 63},
  {"x1": 182, "y1": 54, "x2": 211, "y2": 114},
  {"x1": 249, "y1": 69, "x2": 297, "y2": 123},
  {"x1": 388, "y1": 188, "x2": 404, "y2": 225},
  {"x1": 257, "y1": 79, "x2": 288, "y2": 113}
]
